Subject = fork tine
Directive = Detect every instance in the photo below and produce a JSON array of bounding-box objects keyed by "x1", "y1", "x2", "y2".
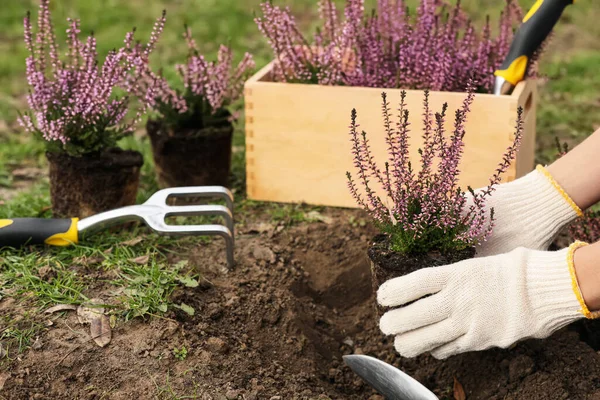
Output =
[
  {"x1": 145, "y1": 186, "x2": 234, "y2": 214},
  {"x1": 165, "y1": 205, "x2": 234, "y2": 243},
  {"x1": 142, "y1": 186, "x2": 236, "y2": 269}
]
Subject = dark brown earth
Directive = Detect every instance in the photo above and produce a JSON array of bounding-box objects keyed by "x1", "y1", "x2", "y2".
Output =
[
  {"x1": 47, "y1": 148, "x2": 143, "y2": 218},
  {"x1": 367, "y1": 234, "x2": 476, "y2": 294},
  {"x1": 147, "y1": 119, "x2": 234, "y2": 188},
  {"x1": 3, "y1": 208, "x2": 600, "y2": 399}
]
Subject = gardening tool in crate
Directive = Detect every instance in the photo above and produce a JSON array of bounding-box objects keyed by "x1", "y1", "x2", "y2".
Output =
[
  {"x1": 0, "y1": 186, "x2": 235, "y2": 269},
  {"x1": 344, "y1": 354, "x2": 438, "y2": 400},
  {"x1": 494, "y1": 0, "x2": 574, "y2": 95}
]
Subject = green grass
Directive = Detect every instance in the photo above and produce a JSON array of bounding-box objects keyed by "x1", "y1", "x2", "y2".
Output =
[
  {"x1": 1, "y1": 252, "x2": 87, "y2": 306},
  {"x1": 0, "y1": 0, "x2": 598, "y2": 364},
  {"x1": 149, "y1": 371, "x2": 203, "y2": 400},
  {"x1": 0, "y1": 227, "x2": 207, "y2": 358},
  {"x1": 0, "y1": 181, "x2": 51, "y2": 217},
  {"x1": 0, "y1": 318, "x2": 43, "y2": 358},
  {"x1": 536, "y1": 51, "x2": 600, "y2": 163},
  {"x1": 112, "y1": 259, "x2": 199, "y2": 320}
]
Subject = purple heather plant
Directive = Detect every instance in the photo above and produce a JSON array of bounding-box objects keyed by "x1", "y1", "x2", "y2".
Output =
[
  {"x1": 256, "y1": 0, "x2": 536, "y2": 93},
  {"x1": 347, "y1": 85, "x2": 524, "y2": 254},
  {"x1": 18, "y1": 0, "x2": 164, "y2": 156},
  {"x1": 135, "y1": 26, "x2": 255, "y2": 132}
]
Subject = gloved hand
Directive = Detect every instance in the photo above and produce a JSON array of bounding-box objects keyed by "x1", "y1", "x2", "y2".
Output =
[
  {"x1": 378, "y1": 242, "x2": 597, "y2": 359},
  {"x1": 470, "y1": 165, "x2": 582, "y2": 257}
]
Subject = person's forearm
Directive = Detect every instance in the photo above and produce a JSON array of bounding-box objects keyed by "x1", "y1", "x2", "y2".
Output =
[
  {"x1": 546, "y1": 128, "x2": 600, "y2": 210},
  {"x1": 574, "y1": 240, "x2": 600, "y2": 311}
]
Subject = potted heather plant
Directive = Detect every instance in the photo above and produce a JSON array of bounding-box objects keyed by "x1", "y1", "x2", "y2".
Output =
[
  {"x1": 18, "y1": 0, "x2": 165, "y2": 218},
  {"x1": 245, "y1": 0, "x2": 537, "y2": 207},
  {"x1": 140, "y1": 28, "x2": 255, "y2": 188},
  {"x1": 346, "y1": 86, "x2": 523, "y2": 296}
]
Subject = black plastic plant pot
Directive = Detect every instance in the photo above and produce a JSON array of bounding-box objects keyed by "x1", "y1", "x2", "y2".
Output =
[
  {"x1": 47, "y1": 148, "x2": 143, "y2": 219},
  {"x1": 367, "y1": 234, "x2": 476, "y2": 315},
  {"x1": 146, "y1": 119, "x2": 234, "y2": 189}
]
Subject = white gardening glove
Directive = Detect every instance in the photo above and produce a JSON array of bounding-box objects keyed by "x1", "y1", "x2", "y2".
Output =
[
  {"x1": 472, "y1": 165, "x2": 582, "y2": 257},
  {"x1": 378, "y1": 242, "x2": 597, "y2": 360}
]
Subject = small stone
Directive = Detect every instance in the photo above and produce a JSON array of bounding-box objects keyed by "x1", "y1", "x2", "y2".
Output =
[
  {"x1": 196, "y1": 322, "x2": 209, "y2": 331},
  {"x1": 207, "y1": 302, "x2": 223, "y2": 320},
  {"x1": 354, "y1": 347, "x2": 364, "y2": 355},
  {"x1": 343, "y1": 338, "x2": 354, "y2": 347},
  {"x1": 149, "y1": 349, "x2": 162, "y2": 358},
  {"x1": 133, "y1": 339, "x2": 156, "y2": 355},
  {"x1": 225, "y1": 389, "x2": 239, "y2": 399},
  {"x1": 197, "y1": 350, "x2": 212, "y2": 363},
  {"x1": 252, "y1": 245, "x2": 276, "y2": 263},
  {"x1": 0, "y1": 372, "x2": 9, "y2": 390},
  {"x1": 224, "y1": 294, "x2": 239, "y2": 307},
  {"x1": 269, "y1": 397, "x2": 281, "y2": 400},
  {"x1": 161, "y1": 321, "x2": 179, "y2": 338},
  {"x1": 206, "y1": 337, "x2": 229, "y2": 354},
  {"x1": 31, "y1": 337, "x2": 43, "y2": 350},
  {"x1": 264, "y1": 308, "x2": 280, "y2": 325}
]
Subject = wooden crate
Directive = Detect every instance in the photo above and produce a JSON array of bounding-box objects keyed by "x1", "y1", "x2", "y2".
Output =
[{"x1": 244, "y1": 61, "x2": 537, "y2": 208}]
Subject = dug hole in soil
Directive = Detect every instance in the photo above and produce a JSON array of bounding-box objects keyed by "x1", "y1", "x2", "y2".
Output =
[
  {"x1": 47, "y1": 148, "x2": 143, "y2": 218},
  {"x1": 4, "y1": 209, "x2": 600, "y2": 399}
]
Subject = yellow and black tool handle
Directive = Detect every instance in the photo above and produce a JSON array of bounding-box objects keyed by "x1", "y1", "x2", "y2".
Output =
[
  {"x1": 495, "y1": 0, "x2": 574, "y2": 86},
  {"x1": 0, "y1": 218, "x2": 79, "y2": 247}
]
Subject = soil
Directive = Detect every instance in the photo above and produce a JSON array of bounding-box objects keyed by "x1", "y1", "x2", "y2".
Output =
[
  {"x1": 47, "y1": 148, "x2": 143, "y2": 218},
  {"x1": 147, "y1": 119, "x2": 233, "y2": 188},
  {"x1": 367, "y1": 234, "x2": 476, "y2": 294},
  {"x1": 3, "y1": 208, "x2": 600, "y2": 399}
]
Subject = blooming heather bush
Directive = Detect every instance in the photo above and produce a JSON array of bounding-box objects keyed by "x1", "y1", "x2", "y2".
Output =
[
  {"x1": 347, "y1": 86, "x2": 523, "y2": 254},
  {"x1": 256, "y1": 0, "x2": 534, "y2": 93},
  {"x1": 136, "y1": 27, "x2": 255, "y2": 132},
  {"x1": 18, "y1": 0, "x2": 164, "y2": 156}
]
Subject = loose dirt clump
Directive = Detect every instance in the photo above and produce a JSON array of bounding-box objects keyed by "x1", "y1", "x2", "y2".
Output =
[{"x1": 3, "y1": 209, "x2": 600, "y2": 399}]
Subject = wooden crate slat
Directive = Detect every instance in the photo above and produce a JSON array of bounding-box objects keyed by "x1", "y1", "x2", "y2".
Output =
[{"x1": 245, "y1": 62, "x2": 537, "y2": 208}]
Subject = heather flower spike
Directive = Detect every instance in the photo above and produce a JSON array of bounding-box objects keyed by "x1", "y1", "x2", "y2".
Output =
[
  {"x1": 135, "y1": 26, "x2": 255, "y2": 131},
  {"x1": 256, "y1": 0, "x2": 531, "y2": 93},
  {"x1": 19, "y1": 0, "x2": 165, "y2": 156},
  {"x1": 347, "y1": 86, "x2": 524, "y2": 254}
]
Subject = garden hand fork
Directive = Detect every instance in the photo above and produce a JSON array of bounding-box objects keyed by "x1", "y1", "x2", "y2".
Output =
[
  {"x1": 493, "y1": 0, "x2": 574, "y2": 95},
  {"x1": 0, "y1": 186, "x2": 235, "y2": 269}
]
